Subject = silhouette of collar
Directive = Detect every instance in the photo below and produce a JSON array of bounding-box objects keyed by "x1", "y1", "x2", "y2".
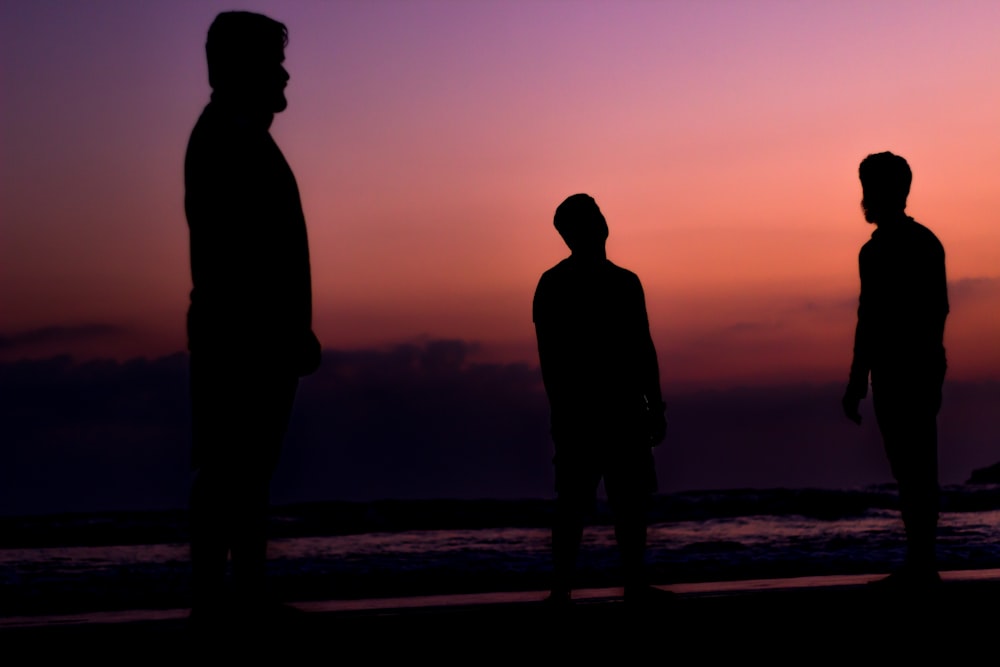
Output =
[
  {"x1": 208, "y1": 94, "x2": 274, "y2": 131},
  {"x1": 874, "y1": 214, "x2": 913, "y2": 230}
]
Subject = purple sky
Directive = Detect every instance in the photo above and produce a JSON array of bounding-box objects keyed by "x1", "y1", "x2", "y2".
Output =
[{"x1": 2, "y1": 1, "x2": 998, "y2": 515}]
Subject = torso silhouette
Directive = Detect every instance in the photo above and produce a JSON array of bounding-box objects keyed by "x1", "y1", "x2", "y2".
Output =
[
  {"x1": 533, "y1": 255, "x2": 657, "y2": 443},
  {"x1": 184, "y1": 100, "x2": 314, "y2": 371},
  {"x1": 849, "y1": 216, "x2": 948, "y2": 393}
]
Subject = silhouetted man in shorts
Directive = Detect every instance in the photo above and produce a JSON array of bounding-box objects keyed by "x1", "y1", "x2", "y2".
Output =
[
  {"x1": 184, "y1": 11, "x2": 321, "y2": 626},
  {"x1": 533, "y1": 193, "x2": 669, "y2": 608},
  {"x1": 842, "y1": 152, "x2": 949, "y2": 589}
]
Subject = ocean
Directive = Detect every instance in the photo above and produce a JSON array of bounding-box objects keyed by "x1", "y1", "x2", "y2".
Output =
[{"x1": 3, "y1": 484, "x2": 1000, "y2": 617}]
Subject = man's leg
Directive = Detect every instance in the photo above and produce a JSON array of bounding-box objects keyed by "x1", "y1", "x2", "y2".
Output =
[
  {"x1": 893, "y1": 415, "x2": 940, "y2": 574},
  {"x1": 228, "y1": 468, "x2": 273, "y2": 606},
  {"x1": 228, "y1": 374, "x2": 298, "y2": 608},
  {"x1": 874, "y1": 387, "x2": 941, "y2": 579},
  {"x1": 189, "y1": 357, "x2": 298, "y2": 617},
  {"x1": 611, "y1": 495, "x2": 649, "y2": 593},
  {"x1": 549, "y1": 448, "x2": 599, "y2": 602},
  {"x1": 189, "y1": 465, "x2": 232, "y2": 616},
  {"x1": 605, "y1": 446, "x2": 657, "y2": 598},
  {"x1": 189, "y1": 356, "x2": 232, "y2": 619},
  {"x1": 550, "y1": 495, "x2": 586, "y2": 600}
]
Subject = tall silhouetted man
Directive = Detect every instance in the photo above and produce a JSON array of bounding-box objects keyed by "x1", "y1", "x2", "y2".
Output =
[
  {"x1": 184, "y1": 11, "x2": 321, "y2": 625},
  {"x1": 842, "y1": 152, "x2": 949, "y2": 589},
  {"x1": 533, "y1": 194, "x2": 669, "y2": 608}
]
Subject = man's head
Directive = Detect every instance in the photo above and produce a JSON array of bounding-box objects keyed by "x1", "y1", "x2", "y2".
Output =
[
  {"x1": 859, "y1": 151, "x2": 912, "y2": 224},
  {"x1": 554, "y1": 194, "x2": 609, "y2": 255},
  {"x1": 206, "y1": 11, "x2": 289, "y2": 113}
]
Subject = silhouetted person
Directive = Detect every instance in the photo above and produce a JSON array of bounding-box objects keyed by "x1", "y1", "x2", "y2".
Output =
[
  {"x1": 533, "y1": 194, "x2": 669, "y2": 608},
  {"x1": 842, "y1": 152, "x2": 949, "y2": 589},
  {"x1": 184, "y1": 11, "x2": 321, "y2": 627}
]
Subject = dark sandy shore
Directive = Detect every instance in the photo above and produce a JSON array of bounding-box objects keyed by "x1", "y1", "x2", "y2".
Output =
[{"x1": 4, "y1": 570, "x2": 999, "y2": 661}]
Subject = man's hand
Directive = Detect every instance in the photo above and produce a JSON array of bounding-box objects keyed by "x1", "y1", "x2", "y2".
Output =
[
  {"x1": 649, "y1": 412, "x2": 667, "y2": 446},
  {"x1": 645, "y1": 399, "x2": 668, "y2": 446},
  {"x1": 293, "y1": 330, "x2": 322, "y2": 377},
  {"x1": 841, "y1": 390, "x2": 862, "y2": 425}
]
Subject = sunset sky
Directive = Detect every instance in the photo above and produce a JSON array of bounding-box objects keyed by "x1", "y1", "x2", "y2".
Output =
[{"x1": 2, "y1": 1, "x2": 999, "y2": 514}]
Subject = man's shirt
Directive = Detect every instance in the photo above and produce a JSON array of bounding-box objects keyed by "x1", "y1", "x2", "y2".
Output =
[
  {"x1": 184, "y1": 101, "x2": 316, "y2": 372},
  {"x1": 533, "y1": 256, "x2": 662, "y2": 437},
  {"x1": 848, "y1": 216, "x2": 949, "y2": 396}
]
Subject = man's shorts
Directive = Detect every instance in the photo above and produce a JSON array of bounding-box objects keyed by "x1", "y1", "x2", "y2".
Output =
[
  {"x1": 552, "y1": 431, "x2": 658, "y2": 508},
  {"x1": 189, "y1": 353, "x2": 299, "y2": 473}
]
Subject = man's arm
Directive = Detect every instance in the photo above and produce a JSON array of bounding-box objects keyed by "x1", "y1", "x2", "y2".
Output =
[
  {"x1": 633, "y1": 277, "x2": 667, "y2": 445},
  {"x1": 186, "y1": 120, "x2": 319, "y2": 375},
  {"x1": 843, "y1": 250, "x2": 870, "y2": 425},
  {"x1": 185, "y1": 122, "x2": 275, "y2": 315},
  {"x1": 532, "y1": 275, "x2": 565, "y2": 408},
  {"x1": 533, "y1": 321, "x2": 557, "y2": 403}
]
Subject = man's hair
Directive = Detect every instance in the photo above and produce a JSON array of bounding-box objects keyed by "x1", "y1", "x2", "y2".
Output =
[
  {"x1": 859, "y1": 151, "x2": 912, "y2": 213},
  {"x1": 206, "y1": 11, "x2": 288, "y2": 90},
  {"x1": 554, "y1": 193, "x2": 608, "y2": 250}
]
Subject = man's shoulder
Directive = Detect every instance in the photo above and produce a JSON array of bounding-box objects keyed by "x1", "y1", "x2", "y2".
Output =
[
  {"x1": 186, "y1": 106, "x2": 230, "y2": 156},
  {"x1": 605, "y1": 259, "x2": 640, "y2": 279},
  {"x1": 600, "y1": 260, "x2": 644, "y2": 292},
  {"x1": 186, "y1": 105, "x2": 270, "y2": 179},
  {"x1": 187, "y1": 104, "x2": 267, "y2": 149},
  {"x1": 536, "y1": 257, "x2": 573, "y2": 282},
  {"x1": 190, "y1": 104, "x2": 236, "y2": 137},
  {"x1": 908, "y1": 218, "x2": 944, "y2": 248},
  {"x1": 537, "y1": 258, "x2": 641, "y2": 286},
  {"x1": 861, "y1": 218, "x2": 945, "y2": 264},
  {"x1": 882, "y1": 218, "x2": 945, "y2": 251},
  {"x1": 859, "y1": 233, "x2": 878, "y2": 256},
  {"x1": 533, "y1": 258, "x2": 580, "y2": 312}
]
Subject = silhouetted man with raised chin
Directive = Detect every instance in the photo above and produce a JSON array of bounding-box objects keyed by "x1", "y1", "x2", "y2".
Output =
[
  {"x1": 842, "y1": 152, "x2": 949, "y2": 590},
  {"x1": 533, "y1": 193, "x2": 669, "y2": 609},
  {"x1": 184, "y1": 11, "x2": 320, "y2": 628}
]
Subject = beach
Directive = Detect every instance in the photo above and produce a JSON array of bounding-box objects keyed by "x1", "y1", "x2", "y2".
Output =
[
  {"x1": 4, "y1": 491, "x2": 999, "y2": 661},
  {"x1": 4, "y1": 569, "x2": 999, "y2": 661}
]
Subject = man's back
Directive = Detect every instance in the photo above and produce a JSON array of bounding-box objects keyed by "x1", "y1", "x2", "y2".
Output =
[
  {"x1": 855, "y1": 216, "x2": 948, "y2": 383},
  {"x1": 533, "y1": 255, "x2": 657, "y2": 432}
]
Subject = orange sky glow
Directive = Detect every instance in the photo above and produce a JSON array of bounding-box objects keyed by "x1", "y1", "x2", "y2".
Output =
[{"x1": 3, "y1": 0, "x2": 999, "y2": 390}]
